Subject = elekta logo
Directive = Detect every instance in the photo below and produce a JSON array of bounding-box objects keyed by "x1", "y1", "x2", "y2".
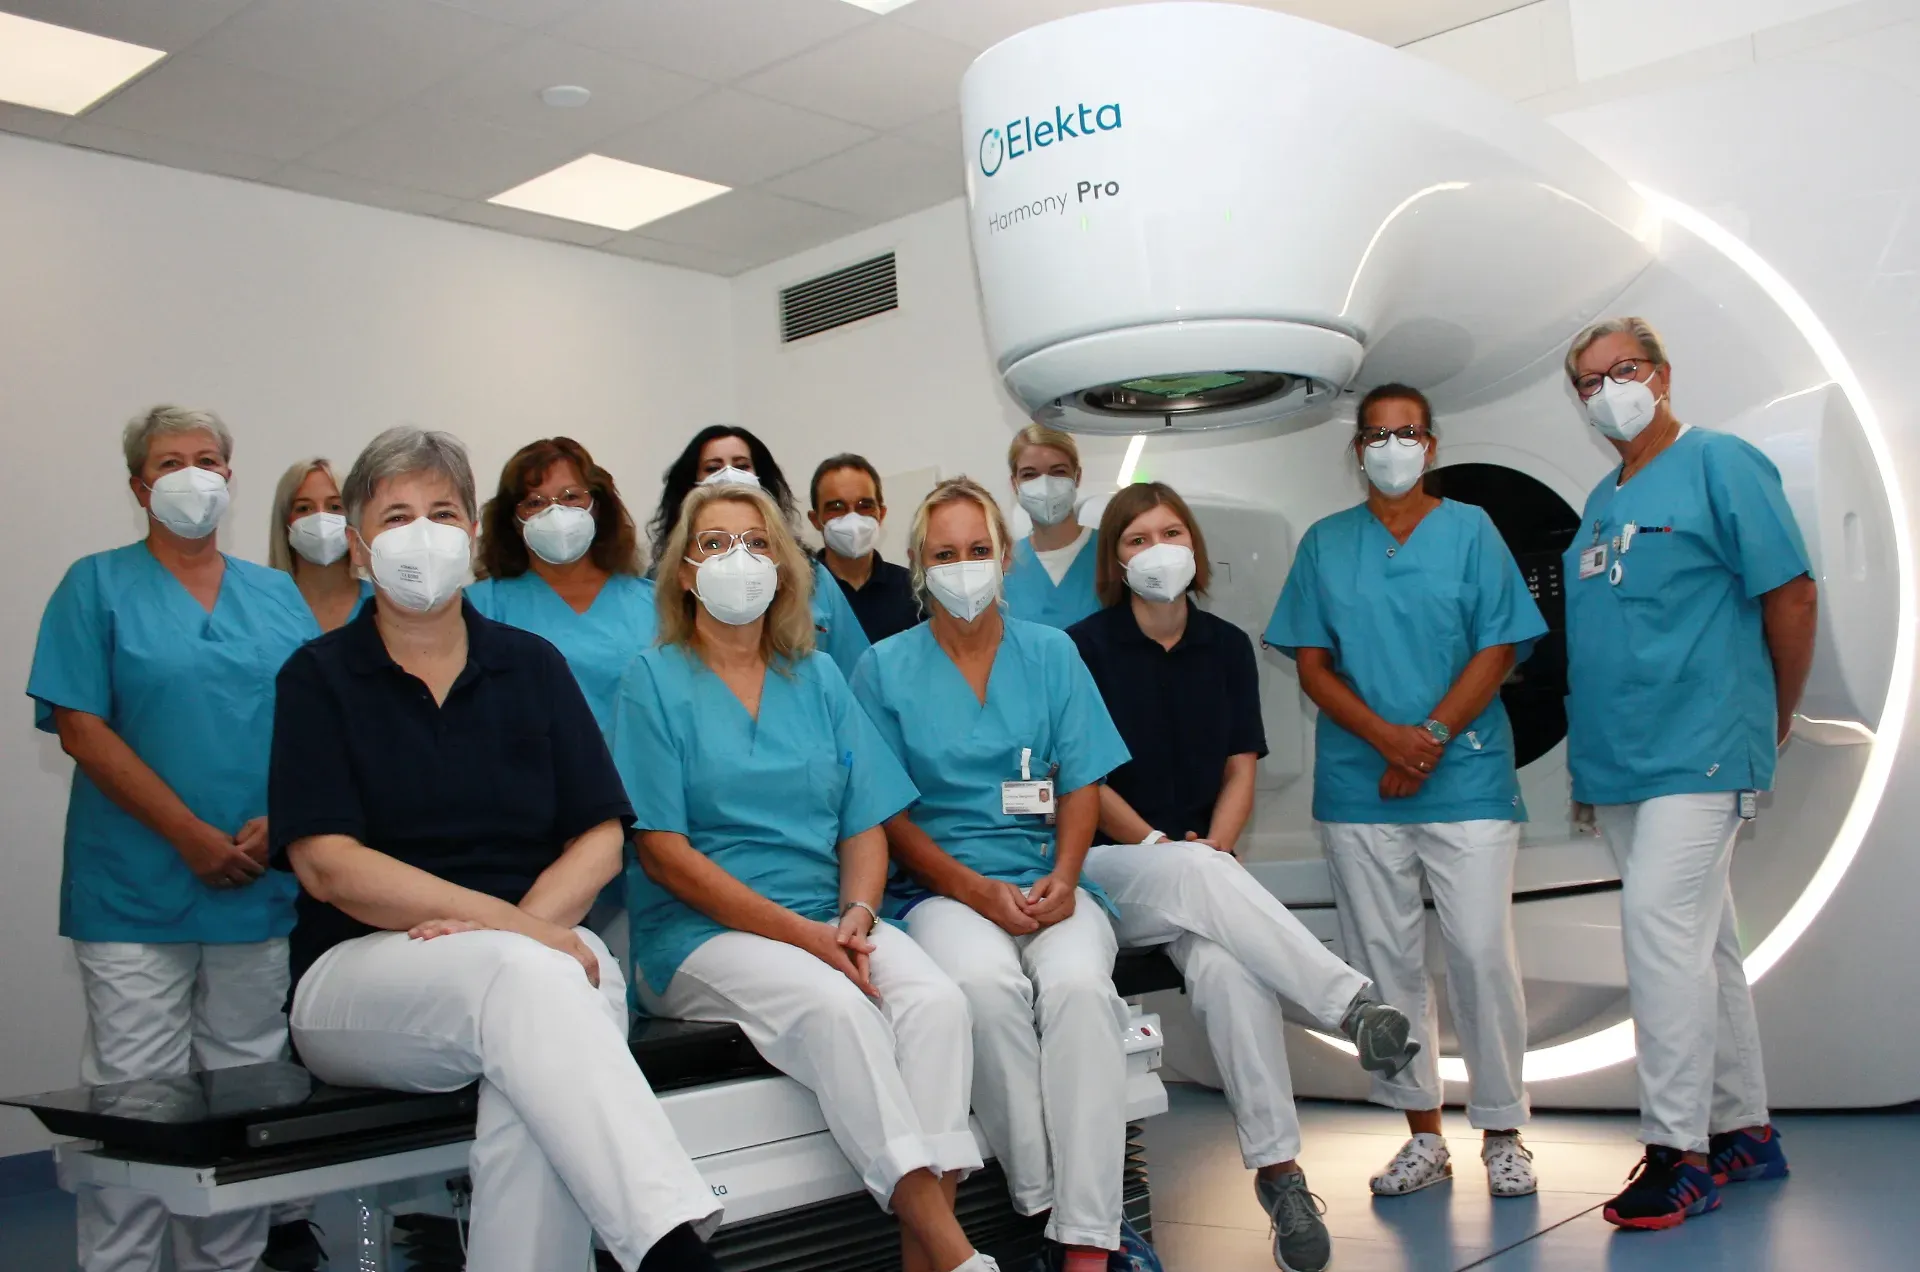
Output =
[{"x1": 979, "y1": 102, "x2": 1123, "y2": 177}]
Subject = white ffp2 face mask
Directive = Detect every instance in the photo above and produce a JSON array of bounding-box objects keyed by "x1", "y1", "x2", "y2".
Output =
[
  {"x1": 1362, "y1": 436, "x2": 1429, "y2": 496},
  {"x1": 288, "y1": 512, "x2": 348, "y2": 566},
  {"x1": 925, "y1": 559, "x2": 1002, "y2": 622},
  {"x1": 520, "y1": 504, "x2": 597, "y2": 566},
  {"x1": 369, "y1": 517, "x2": 473, "y2": 613},
  {"x1": 701, "y1": 466, "x2": 761, "y2": 489},
  {"x1": 146, "y1": 468, "x2": 230, "y2": 540},
  {"x1": 823, "y1": 512, "x2": 880, "y2": 559},
  {"x1": 687, "y1": 543, "x2": 778, "y2": 625},
  {"x1": 1016, "y1": 475, "x2": 1077, "y2": 528},
  {"x1": 1586, "y1": 376, "x2": 1662, "y2": 443},
  {"x1": 1125, "y1": 542, "x2": 1197, "y2": 603}
]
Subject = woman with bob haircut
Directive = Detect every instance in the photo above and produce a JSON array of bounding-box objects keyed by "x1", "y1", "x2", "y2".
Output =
[
  {"x1": 268, "y1": 456, "x2": 371, "y2": 633},
  {"x1": 616, "y1": 482, "x2": 999, "y2": 1272}
]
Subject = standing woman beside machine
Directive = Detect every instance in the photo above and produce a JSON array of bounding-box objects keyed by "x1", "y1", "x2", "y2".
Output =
[
  {"x1": 268, "y1": 457, "x2": 371, "y2": 633},
  {"x1": 850, "y1": 478, "x2": 1156, "y2": 1272},
  {"x1": 646, "y1": 424, "x2": 870, "y2": 678},
  {"x1": 1068, "y1": 480, "x2": 1419, "y2": 1272},
  {"x1": 1002, "y1": 423, "x2": 1102, "y2": 629},
  {"x1": 1561, "y1": 318, "x2": 1814, "y2": 1232},
  {"x1": 28, "y1": 406, "x2": 317, "y2": 1272},
  {"x1": 616, "y1": 482, "x2": 999, "y2": 1272},
  {"x1": 1266, "y1": 384, "x2": 1546, "y2": 1202}
]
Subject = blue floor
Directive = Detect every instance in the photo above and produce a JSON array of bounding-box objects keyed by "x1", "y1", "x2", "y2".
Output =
[{"x1": 1, "y1": 1087, "x2": 1913, "y2": 1269}]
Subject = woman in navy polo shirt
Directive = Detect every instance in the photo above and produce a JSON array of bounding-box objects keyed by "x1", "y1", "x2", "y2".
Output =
[
  {"x1": 267, "y1": 427, "x2": 719, "y2": 1272},
  {"x1": 1067, "y1": 481, "x2": 1416, "y2": 1272}
]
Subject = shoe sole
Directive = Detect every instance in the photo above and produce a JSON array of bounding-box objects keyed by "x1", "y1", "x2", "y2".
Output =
[
  {"x1": 1712, "y1": 1162, "x2": 1790, "y2": 1186},
  {"x1": 1490, "y1": 1181, "x2": 1539, "y2": 1198},
  {"x1": 1603, "y1": 1191, "x2": 1720, "y2": 1231},
  {"x1": 1355, "y1": 1013, "x2": 1416, "y2": 1075},
  {"x1": 1370, "y1": 1163, "x2": 1453, "y2": 1196},
  {"x1": 1273, "y1": 1243, "x2": 1332, "y2": 1272}
]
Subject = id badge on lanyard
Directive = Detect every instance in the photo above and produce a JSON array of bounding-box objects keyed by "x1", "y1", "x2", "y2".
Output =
[{"x1": 1002, "y1": 747, "x2": 1057, "y2": 827}]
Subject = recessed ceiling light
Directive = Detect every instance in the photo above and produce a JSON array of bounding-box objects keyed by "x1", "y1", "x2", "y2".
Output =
[
  {"x1": 539, "y1": 84, "x2": 592, "y2": 109},
  {"x1": 0, "y1": 12, "x2": 167, "y2": 116},
  {"x1": 488, "y1": 155, "x2": 730, "y2": 232},
  {"x1": 834, "y1": 0, "x2": 922, "y2": 13}
]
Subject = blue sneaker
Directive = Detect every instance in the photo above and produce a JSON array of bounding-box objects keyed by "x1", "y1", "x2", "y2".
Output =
[
  {"x1": 1110, "y1": 1220, "x2": 1165, "y2": 1272},
  {"x1": 1602, "y1": 1146, "x2": 1720, "y2": 1231},
  {"x1": 1710, "y1": 1125, "x2": 1789, "y2": 1185}
]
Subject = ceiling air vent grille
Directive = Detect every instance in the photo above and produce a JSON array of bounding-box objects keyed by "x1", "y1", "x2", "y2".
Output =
[{"x1": 780, "y1": 252, "x2": 897, "y2": 342}]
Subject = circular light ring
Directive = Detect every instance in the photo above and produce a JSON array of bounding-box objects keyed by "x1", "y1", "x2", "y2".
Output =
[{"x1": 1306, "y1": 185, "x2": 1914, "y2": 1083}]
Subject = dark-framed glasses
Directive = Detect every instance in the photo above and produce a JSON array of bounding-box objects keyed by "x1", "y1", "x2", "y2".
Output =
[
  {"x1": 1573, "y1": 358, "x2": 1654, "y2": 399},
  {"x1": 1359, "y1": 426, "x2": 1428, "y2": 448}
]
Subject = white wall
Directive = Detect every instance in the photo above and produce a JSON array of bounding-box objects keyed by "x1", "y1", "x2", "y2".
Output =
[{"x1": 0, "y1": 133, "x2": 734, "y2": 1155}]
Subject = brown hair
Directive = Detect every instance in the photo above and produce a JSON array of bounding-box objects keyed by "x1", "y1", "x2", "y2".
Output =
[
  {"x1": 477, "y1": 437, "x2": 643, "y2": 579},
  {"x1": 1355, "y1": 383, "x2": 1435, "y2": 436},
  {"x1": 654, "y1": 485, "x2": 817, "y2": 668},
  {"x1": 1093, "y1": 482, "x2": 1213, "y2": 608},
  {"x1": 809, "y1": 453, "x2": 885, "y2": 510}
]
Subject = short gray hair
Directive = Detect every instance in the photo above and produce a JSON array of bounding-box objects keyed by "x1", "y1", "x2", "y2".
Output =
[
  {"x1": 342, "y1": 427, "x2": 476, "y2": 530},
  {"x1": 122, "y1": 405, "x2": 233, "y2": 477},
  {"x1": 1566, "y1": 316, "x2": 1670, "y2": 381}
]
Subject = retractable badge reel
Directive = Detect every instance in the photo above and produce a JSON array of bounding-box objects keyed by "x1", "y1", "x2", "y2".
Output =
[{"x1": 1002, "y1": 747, "x2": 1058, "y2": 827}]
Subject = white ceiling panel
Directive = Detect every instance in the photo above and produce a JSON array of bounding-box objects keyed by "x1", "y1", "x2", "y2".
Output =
[
  {"x1": 1263, "y1": 0, "x2": 1549, "y2": 47},
  {"x1": 302, "y1": 107, "x2": 580, "y2": 200},
  {"x1": 63, "y1": 118, "x2": 281, "y2": 180},
  {"x1": 414, "y1": 36, "x2": 711, "y2": 143},
  {"x1": 0, "y1": 0, "x2": 253, "y2": 51},
  {"x1": 765, "y1": 134, "x2": 962, "y2": 220},
  {"x1": 443, "y1": 198, "x2": 621, "y2": 246},
  {"x1": 738, "y1": 20, "x2": 977, "y2": 130},
  {"x1": 431, "y1": 0, "x2": 599, "y2": 29},
  {"x1": 266, "y1": 164, "x2": 462, "y2": 217},
  {"x1": 895, "y1": 108, "x2": 962, "y2": 157},
  {"x1": 635, "y1": 187, "x2": 870, "y2": 260},
  {"x1": 596, "y1": 88, "x2": 872, "y2": 187},
  {"x1": 603, "y1": 233, "x2": 757, "y2": 276},
  {"x1": 189, "y1": 0, "x2": 522, "y2": 102},
  {"x1": 555, "y1": 0, "x2": 873, "y2": 85},
  {"x1": 84, "y1": 54, "x2": 385, "y2": 162},
  {"x1": 1404, "y1": 2, "x2": 1574, "y2": 101},
  {"x1": 891, "y1": 0, "x2": 1159, "y2": 52}
]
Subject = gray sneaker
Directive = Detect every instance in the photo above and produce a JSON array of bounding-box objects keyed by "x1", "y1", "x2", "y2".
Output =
[
  {"x1": 1340, "y1": 995, "x2": 1419, "y2": 1077},
  {"x1": 1256, "y1": 1170, "x2": 1331, "y2": 1272}
]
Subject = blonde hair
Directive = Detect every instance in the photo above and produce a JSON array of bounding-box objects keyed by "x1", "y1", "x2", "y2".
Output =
[
  {"x1": 267, "y1": 458, "x2": 340, "y2": 574},
  {"x1": 907, "y1": 476, "x2": 1013, "y2": 606},
  {"x1": 1006, "y1": 422, "x2": 1081, "y2": 476},
  {"x1": 1565, "y1": 316, "x2": 1670, "y2": 380},
  {"x1": 654, "y1": 485, "x2": 816, "y2": 667}
]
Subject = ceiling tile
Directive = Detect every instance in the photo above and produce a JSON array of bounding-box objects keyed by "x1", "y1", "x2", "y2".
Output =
[
  {"x1": 189, "y1": 0, "x2": 523, "y2": 102},
  {"x1": 765, "y1": 134, "x2": 961, "y2": 220},
  {"x1": 596, "y1": 88, "x2": 872, "y2": 187},
  {"x1": 635, "y1": 187, "x2": 868, "y2": 260},
  {"x1": 0, "y1": 101, "x2": 73, "y2": 142},
  {"x1": 431, "y1": 0, "x2": 600, "y2": 28},
  {"x1": 890, "y1": 0, "x2": 1159, "y2": 51},
  {"x1": 442, "y1": 199, "x2": 621, "y2": 246},
  {"x1": 415, "y1": 36, "x2": 711, "y2": 143},
  {"x1": 602, "y1": 234, "x2": 756, "y2": 275},
  {"x1": 302, "y1": 107, "x2": 581, "y2": 200},
  {"x1": 84, "y1": 55, "x2": 386, "y2": 162},
  {"x1": 1404, "y1": 3, "x2": 1570, "y2": 101},
  {"x1": 268, "y1": 165, "x2": 463, "y2": 216},
  {"x1": 62, "y1": 119, "x2": 281, "y2": 180},
  {"x1": 895, "y1": 107, "x2": 961, "y2": 157},
  {"x1": 0, "y1": 0, "x2": 252, "y2": 50},
  {"x1": 556, "y1": 0, "x2": 872, "y2": 84},
  {"x1": 738, "y1": 20, "x2": 978, "y2": 130},
  {"x1": 1257, "y1": 1, "x2": 1550, "y2": 48}
]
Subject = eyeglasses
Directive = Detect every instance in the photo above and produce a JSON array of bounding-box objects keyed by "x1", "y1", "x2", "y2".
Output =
[
  {"x1": 1358, "y1": 426, "x2": 1428, "y2": 447},
  {"x1": 1573, "y1": 358, "x2": 1655, "y2": 399},
  {"x1": 517, "y1": 487, "x2": 593, "y2": 517},
  {"x1": 692, "y1": 529, "x2": 773, "y2": 557}
]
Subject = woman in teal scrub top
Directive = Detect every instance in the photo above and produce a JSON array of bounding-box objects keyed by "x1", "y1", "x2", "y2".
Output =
[
  {"x1": 616, "y1": 483, "x2": 999, "y2": 1272},
  {"x1": 851, "y1": 477, "x2": 1145, "y2": 1269},
  {"x1": 1267, "y1": 384, "x2": 1546, "y2": 1203},
  {"x1": 28, "y1": 406, "x2": 317, "y2": 1272},
  {"x1": 1561, "y1": 317, "x2": 1816, "y2": 1233},
  {"x1": 645, "y1": 425, "x2": 870, "y2": 678},
  {"x1": 1002, "y1": 423, "x2": 1101, "y2": 629},
  {"x1": 269, "y1": 457, "x2": 372, "y2": 631}
]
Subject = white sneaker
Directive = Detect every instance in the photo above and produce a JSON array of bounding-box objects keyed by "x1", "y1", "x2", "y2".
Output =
[
  {"x1": 1481, "y1": 1134, "x2": 1538, "y2": 1197},
  {"x1": 950, "y1": 1255, "x2": 1000, "y2": 1272},
  {"x1": 1370, "y1": 1133, "x2": 1453, "y2": 1196}
]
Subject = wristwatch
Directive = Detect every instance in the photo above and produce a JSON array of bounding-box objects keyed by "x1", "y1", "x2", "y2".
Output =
[{"x1": 1422, "y1": 718, "x2": 1452, "y2": 745}]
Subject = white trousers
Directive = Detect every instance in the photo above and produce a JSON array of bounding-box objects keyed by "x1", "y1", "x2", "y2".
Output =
[
  {"x1": 1596, "y1": 793, "x2": 1770, "y2": 1152},
  {"x1": 1084, "y1": 842, "x2": 1369, "y2": 1167},
  {"x1": 291, "y1": 928, "x2": 720, "y2": 1272},
  {"x1": 636, "y1": 924, "x2": 981, "y2": 1207},
  {"x1": 71, "y1": 939, "x2": 289, "y2": 1272},
  {"x1": 1321, "y1": 821, "x2": 1531, "y2": 1129},
  {"x1": 906, "y1": 892, "x2": 1128, "y2": 1251}
]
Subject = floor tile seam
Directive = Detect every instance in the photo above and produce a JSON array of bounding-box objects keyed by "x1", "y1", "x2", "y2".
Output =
[{"x1": 1448, "y1": 1198, "x2": 1610, "y2": 1269}]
